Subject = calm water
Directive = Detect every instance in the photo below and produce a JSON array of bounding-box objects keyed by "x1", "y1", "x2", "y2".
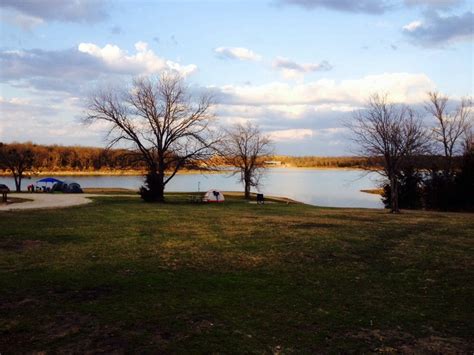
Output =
[{"x1": 0, "y1": 168, "x2": 383, "y2": 208}]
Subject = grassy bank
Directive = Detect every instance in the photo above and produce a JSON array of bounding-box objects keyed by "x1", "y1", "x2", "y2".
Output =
[{"x1": 0, "y1": 194, "x2": 473, "y2": 352}]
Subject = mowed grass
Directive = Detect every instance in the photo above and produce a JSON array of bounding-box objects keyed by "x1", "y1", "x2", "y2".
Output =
[{"x1": 0, "y1": 194, "x2": 473, "y2": 353}]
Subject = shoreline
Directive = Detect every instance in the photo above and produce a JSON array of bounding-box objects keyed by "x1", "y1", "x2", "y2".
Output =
[
  {"x1": 0, "y1": 166, "x2": 372, "y2": 178},
  {"x1": 0, "y1": 169, "x2": 230, "y2": 177}
]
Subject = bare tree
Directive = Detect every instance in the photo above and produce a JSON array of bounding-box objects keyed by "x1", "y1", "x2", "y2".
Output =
[
  {"x1": 425, "y1": 92, "x2": 473, "y2": 175},
  {"x1": 220, "y1": 122, "x2": 273, "y2": 199},
  {"x1": 348, "y1": 94, "x2": 430, "y2": 213},
  {"x1": 0, "y1": 142, "x2": 35, "y2": 192},
  {"x1": 85, "y1": 72, "x2": 219, "y2": 202},
  {"x1": 462, "y1": 125, "x2": 474, "y2": 154}
]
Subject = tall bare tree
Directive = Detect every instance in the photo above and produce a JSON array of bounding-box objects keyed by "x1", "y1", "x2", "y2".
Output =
[
  {"x1": 85, "y1": 72, "x2": 219, "y2": 202},
  {"x1": 425, "y1": 92, "x2": 473, "y2": 175},
  {"x1": 220, "y1": 122, "x2": 273, "y2": 199},
  {"x1": 348, "y1": 94, "x2": 430, "y2": 213},
  {"x1": 0, "y1": 142, "x2": 35, "y2": 192}
]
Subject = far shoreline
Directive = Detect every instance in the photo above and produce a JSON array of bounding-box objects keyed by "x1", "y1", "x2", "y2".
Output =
[{"x1": 0, "y1": 166, "x2": 373, "y2": 178}]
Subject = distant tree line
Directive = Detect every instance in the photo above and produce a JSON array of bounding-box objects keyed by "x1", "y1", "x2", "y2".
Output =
[
  {"x1": 0, "y1": 142, "x2": 143, "y2": 173},
  {"x1": 275, "y1": 155, "x2": 465, "y2": 170},
  {"x1": 1, "y1": 142, "x2": 465, "y2": 176},
  {"x1": 274, "y1": 156, "x2": 372, "y2": 168},
  {"x1": 0, "y1": 142, "x2": 148, "y2": 192}
]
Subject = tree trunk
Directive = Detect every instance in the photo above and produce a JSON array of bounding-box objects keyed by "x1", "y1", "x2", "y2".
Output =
[
  {"x1": 156, "y1": 182, "x2": 165, "y2": 202},
  {"x1": 141, "y1": 169, "x2": 165, "y2": 202},
  {"x1": 156, "y1": 161, "x2": 166, "y2": 202},
  {"x1": 13, "y1": 173, "x2": 21, "y2": 192},
  {"x1": 156, "y1": 172, "x2": 165, "y2": 202},
  {"x1": 244, "y1": 182, "x2": 251, "y2": 199},
  {"x1": 244, "y1": 173, "x2": 251, "y2": 199},
  {"x1": 390, "y1": 176, "x2": 400, "y2": 213}
]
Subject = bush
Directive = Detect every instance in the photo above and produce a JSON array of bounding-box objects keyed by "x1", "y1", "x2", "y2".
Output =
[
  {"x1": 422, "y1": 148, "x2": 474, "y2": 211},
  {"x1": 453, "y1": 149, "x2": 474, "y2": 211},
  {"x1": 382, "y1": 167, "x2": 423, "y2": 210}
]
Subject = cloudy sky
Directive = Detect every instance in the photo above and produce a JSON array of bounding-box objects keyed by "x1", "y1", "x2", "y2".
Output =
[{"x1": 0, "y1": 0, "x2": 472, "y2": 155}]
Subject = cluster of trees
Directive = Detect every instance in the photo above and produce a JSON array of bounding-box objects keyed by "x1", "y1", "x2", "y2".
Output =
[
  {"x1": 85, "y1": 73, "x2": 272, "y2": 202},
  {"x1": 350, "y1": 92, "x2": 473, "y2": 212}
]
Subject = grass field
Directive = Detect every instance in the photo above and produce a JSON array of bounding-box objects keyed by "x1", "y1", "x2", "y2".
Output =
[{"x1": 0, "y1": 194, "x2": 473, "y2": 353}]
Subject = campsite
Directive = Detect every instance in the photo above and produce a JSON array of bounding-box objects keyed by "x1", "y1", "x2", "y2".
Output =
[
  {"x1": 1, "y1": 0, "x2": 473, "y2": 353},
  {"x1": 31, "y1": 178, "x2": 83, "y2": 193}
]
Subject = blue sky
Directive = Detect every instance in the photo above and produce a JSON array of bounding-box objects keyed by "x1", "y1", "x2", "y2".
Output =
[{"x1": 0, "y1": 0, "x2": 472, "y2": 155}]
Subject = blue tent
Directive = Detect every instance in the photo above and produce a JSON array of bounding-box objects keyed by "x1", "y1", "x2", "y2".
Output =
[{"x1": 37, "y1": 177, "x2": 63, "y2": 184}]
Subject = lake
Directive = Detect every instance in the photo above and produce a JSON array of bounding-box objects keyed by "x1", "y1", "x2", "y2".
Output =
[{"x1": 0, "y1": 168, "x2": 384, "y2": 208}]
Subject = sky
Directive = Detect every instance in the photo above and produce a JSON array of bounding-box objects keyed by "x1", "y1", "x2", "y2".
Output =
[{"x1": 0, "y1": 0, "x2": 473, "y2": 155}]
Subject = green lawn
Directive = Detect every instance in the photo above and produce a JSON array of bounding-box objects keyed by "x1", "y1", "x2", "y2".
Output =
[{"x1": 1, "y1": 194, "x2": 473, "y2": 353}]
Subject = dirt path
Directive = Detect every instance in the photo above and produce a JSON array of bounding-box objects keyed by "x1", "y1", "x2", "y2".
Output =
[{"x1": 0, "y1": 193, "x2": 134, "y2": 211}]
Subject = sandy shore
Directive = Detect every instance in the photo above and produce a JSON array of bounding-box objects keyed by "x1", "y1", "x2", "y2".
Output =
[{"x1": 0, "y1": 193, "x2": 137, "y2": 211}]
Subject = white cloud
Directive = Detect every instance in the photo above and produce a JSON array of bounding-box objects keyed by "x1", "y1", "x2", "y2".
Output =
[
  {"x1": 214, "y1": 47, "x2": 262, "y2": 61},
  {"x1": 165, "y1": 61, "x2": 198, "y2": 77},
  {"x1": 213, "y1": 72, "x2": 437, "y2": 153},
  {"x1": 403, "y1": 20, "x2": 423, "y2": 32},
  {"x1": 216, "y1": 72, "x2": 436, "y2": 106},
  {"x1": 0, "y1": 94, "x2": 103, "y2": 146},
  {"x1": 0, "y1": 96, "x2": 30, "y2": 105},
  {"x1": 273, "y1": 56, "x2": 333, "y2": 80},
  {"x1": 312, "y1": 127, "x2": 348, "y2": 136},
  {"x1": 78, "y1": 41, "x2": 197, "y2": 77},
  {"x1": 268, "y1": 128, "x2": 313, "y2": 141}
]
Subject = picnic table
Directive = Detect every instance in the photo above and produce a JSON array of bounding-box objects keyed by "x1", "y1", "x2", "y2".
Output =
[
  {"x1": 0, "y1": 185, "x2": 9, "y2": 203},
  {"x1": 188, "y1": 195, "x2": 203, "y2": 203}
]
